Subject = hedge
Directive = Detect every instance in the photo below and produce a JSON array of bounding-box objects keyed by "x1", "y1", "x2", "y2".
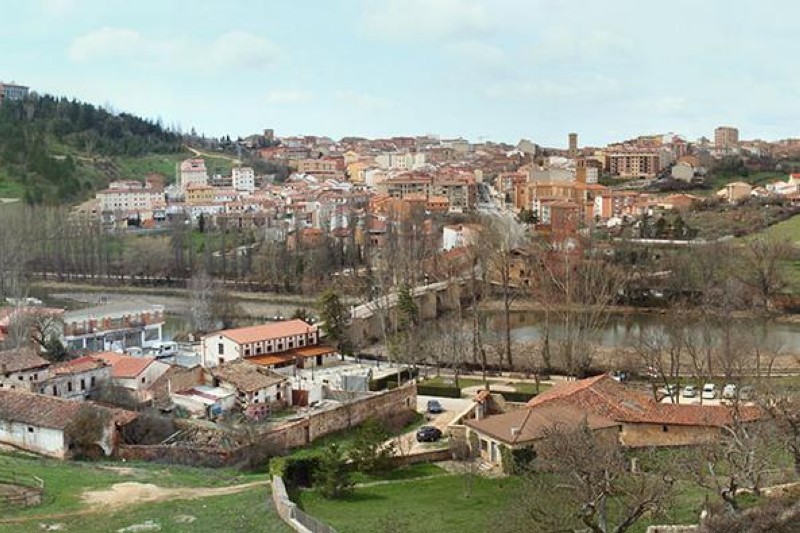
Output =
[
  {"x1": 499, "y1": 391, "x2": 537, "y2": 403},
  {"x1": 369, "y1": 368, "x2": 419, "y2": 391},
  {"x1": 417, "y1": 384, "x2": 462, "y2": 398}
]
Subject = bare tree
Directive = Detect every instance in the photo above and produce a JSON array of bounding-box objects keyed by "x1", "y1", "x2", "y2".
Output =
[
  {"x1": 503, "y1": 421, "x2": 675, "y2": 533},
  {"x1": 735, "y1": 236, "x2": 792, "y2": 312}
]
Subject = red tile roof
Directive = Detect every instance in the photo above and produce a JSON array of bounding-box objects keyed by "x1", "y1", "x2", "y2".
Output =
[
  {"x1": 51, "y1": 356, "x2": 108, "y2": 376},
  {"x1": 215, "y1": 320, "x2": 316, "y2": 345},
  {"x1": 90, "y1": 352, "x2": 155, "y2": 378},
  {"x1": 527, "y1": 374, "x2": 760, "y2": 427},
  {"x1": 465, "y1": 402, "x2": 619, "y2": 446}
]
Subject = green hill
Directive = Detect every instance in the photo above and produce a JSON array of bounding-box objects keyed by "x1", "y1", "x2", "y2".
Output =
[{"x1": 0, "y1": 94, "x2": 197, "y2": 203}]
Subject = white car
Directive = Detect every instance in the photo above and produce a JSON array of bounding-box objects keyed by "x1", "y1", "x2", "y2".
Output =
[
  {"x1": 682, "y1": 385, "x2": 697, "y2": 398},
  {"x1": 722, "y1": 384, "x2": 737, "y2": 400},
  {"x1": 701, "y1": 383, "x2": 717, "y2": 400}
]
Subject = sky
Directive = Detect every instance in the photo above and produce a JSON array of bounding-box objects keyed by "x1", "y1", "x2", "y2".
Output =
[{"x1": 2, "y1": 0, "x2": 799, "y2": 147}]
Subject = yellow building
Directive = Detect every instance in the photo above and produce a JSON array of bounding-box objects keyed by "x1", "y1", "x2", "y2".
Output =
[{"x1": 186, "y1": 184, "x2": 215, "y2": 205}]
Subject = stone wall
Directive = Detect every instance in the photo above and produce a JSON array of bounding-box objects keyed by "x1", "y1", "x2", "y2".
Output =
[{"x1": 149, "y1": 366, "x2": 205, "y2": 406}]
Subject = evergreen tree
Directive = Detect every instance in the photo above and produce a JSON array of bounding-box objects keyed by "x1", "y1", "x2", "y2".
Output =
[{"x1": 314, "y1": 443, "x2": 353, "y2": 499}]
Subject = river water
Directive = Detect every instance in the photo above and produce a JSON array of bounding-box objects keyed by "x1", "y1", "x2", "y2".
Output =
[{"x1": 485, "y1": 311, "x2": 800, "y2": 352}]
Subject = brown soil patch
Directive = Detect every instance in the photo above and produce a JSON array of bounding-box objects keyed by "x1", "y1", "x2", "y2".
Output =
[{"x1": 81, "y1": 480, "x2": 268, "y2": 510}]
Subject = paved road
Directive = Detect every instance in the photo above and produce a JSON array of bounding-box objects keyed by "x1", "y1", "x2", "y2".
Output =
[{"x1": 391, "y1": 395, "x2": 473, "y2": 455}]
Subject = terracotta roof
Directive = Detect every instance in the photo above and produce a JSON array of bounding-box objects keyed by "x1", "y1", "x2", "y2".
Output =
[
  {"x1": 246, "y1": 354, "x2": 292, "y2": 367},
  {"x1": 527, "y1": 374, "x2": 762, "y2": 427},
  {"x1": 465, "y1": 402, "x2": 619, "y2": 446},
  {"x1": 214, "y1": 320, "x2": 316, "y2": 345},
  {"x1": 0, "y1": 390, "x2": 136, "y2": 430},
  {"x1": 0, "y1": 348, "x2": 51, "y2": 374},
  {"x1": 51, "y1": 356, "x2": 108, "y2": 376},
  {"x1": 211, "y1": 360, "x2": 286, "y2": 392},
  {"x1": 90, "y1": 352, "x2": 155, "y2": 378}
]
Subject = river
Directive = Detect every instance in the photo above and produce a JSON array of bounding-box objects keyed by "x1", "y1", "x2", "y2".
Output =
[{"x1": 483, "y1": 311, "x2": 800, "y2": 353}]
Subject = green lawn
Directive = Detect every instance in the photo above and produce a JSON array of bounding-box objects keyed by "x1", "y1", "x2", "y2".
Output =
[
  {"x1": 509, "y1": 381, "x2": 551, "y2": 394},
  {"x1": 112, "y1": 151, "x2": 236, "y2": 185},
  {"x1": 0, "y1": 487, "x2": 290, "y2": 533},
  {"x1": 0, "y1": 452, "x2": 274, "y2": 524},
  {"x1": 297, "y1": 473, "x2": 523, "y2": 533}
]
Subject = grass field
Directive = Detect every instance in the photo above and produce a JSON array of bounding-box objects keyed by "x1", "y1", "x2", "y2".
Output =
[
  {"x1": 0, "y1": 453, "x2": 288, "y2": 533},
  {"x1": 297, "y1": 473, "x2": 523, "y2": 533},
  {"x1": 755, "y1": 213, "x2": 800, "y2": 242}
]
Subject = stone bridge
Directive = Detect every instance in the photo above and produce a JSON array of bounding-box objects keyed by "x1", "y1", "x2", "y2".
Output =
[{"x1": 349, "y1": 280, "x2": 464, "y2": 345}]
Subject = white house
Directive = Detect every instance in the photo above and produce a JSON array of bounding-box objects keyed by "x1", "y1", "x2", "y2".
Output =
[
  {"x1": 0, "y1": 390, "x2": 137, "y2": 458},
  {"x1": 90, "y1": 352, "x2": 170, "y2": 402}
]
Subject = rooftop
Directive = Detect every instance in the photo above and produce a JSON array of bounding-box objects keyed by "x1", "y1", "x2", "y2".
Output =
[
  {"x1": 0, "y1": 348, "x2": 51, "y2": 374},
  {"x1": 211, "y1": 359, "x2": 286, "y2": 392},
  {"x1": 465, "y1": 401, "x2": 619, "y2": 446},
  {"x1": 214, "y1": 319, "x2": 316, "y2": 345},
  {"x1": 90, "y1": 352, "x2": 157, "y2": 378},
  {"x1": 0, "y1": 389, "x2": 136, "y2": 430}
]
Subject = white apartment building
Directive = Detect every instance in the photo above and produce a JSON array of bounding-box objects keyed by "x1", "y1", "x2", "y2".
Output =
[
  {"x1": 232, "y1": 167, "x2": 255, "y2": 194},
  {"x1": 375, "y1": 152, "x2": 427, "y2": 171}
]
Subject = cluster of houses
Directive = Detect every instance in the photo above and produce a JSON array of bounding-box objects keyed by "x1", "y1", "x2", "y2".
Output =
[{"x1": 0, "y1": 294, "x2": 348, "y2": 458}]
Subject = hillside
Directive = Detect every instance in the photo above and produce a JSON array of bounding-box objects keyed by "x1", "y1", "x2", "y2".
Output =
[{"x1": 0, "y1": 95, "x2": 234, "y2": 203}]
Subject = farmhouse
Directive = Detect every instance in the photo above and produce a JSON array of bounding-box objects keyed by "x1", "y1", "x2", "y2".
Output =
[
  {"x1": 90, "y1": 352, "x2": 170, "y2": 403},
  {"x1": 0, "y1": 390, "x2": 136, "y2": 458},
  {"x1": 201, "y1": 319, "x2": 337, "y2": 370},
  {"x1": 209, "y1": 359, "x2": 291, "y2": 419},
  {"x1": 37, "y1": 356, "x2": 111, "y2": 401},
  {"x1": 525, "y1": 374, "x2": 761, "y2": 447},
  {"x1": 464, "y1": 402, "x2": 620, "y2": 468},
  {"x1": 0, "y1": 348, "x2": 51, "y2": 390}
]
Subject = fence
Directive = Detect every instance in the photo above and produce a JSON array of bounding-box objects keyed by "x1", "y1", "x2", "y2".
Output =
[
  {"x1": 271, "y1": 475, "x2": 338, "y2": 533},
  {"x1": 0, "y1": 470, "x2": 45, "y2": 507}
]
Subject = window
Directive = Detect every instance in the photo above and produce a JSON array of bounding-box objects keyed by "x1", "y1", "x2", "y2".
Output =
[
  {"x1": 256, "y1": 347, "x2": 262, "y2": 355},
  {"x1": 80, "y1": 379, "x2": 86, "y2": 391},
  {"x1": 18, "y1": 376, "x2": 23, "y2": 381},
  {"x1": 33, "y1": 373, "x2": 38, "y2": 380},
  {"x1": 276, "y1": 391, "x2": 281, "y2": 401},
  {"x1": 52, "y1": 385, "x2": 58, "y2": 396},
  {"x1": 218, "y1": 343, "x2": 224, "y2": 355},
  {"x1": 67, "y1": 382, "x2": 73, "y2": 392},
  {"x1": 91, "y1": 376, "x2": 96, "y2": 387},
  {"x1": 27, "y1": 427, "x2": 34, "y2": 433},
  {"x1": 245, "y1": 348, "x2": 251, "y2": 357},
  {"x1": 288, "y1": 341, "x2": 294, "y2": 349},
  {"x1": 218, "y1": 357, "x2": 224, "y2": 365},
  {"x1": 662, "y1": 425, "x2": 669, "y2": 433},
  {"x1": 141, "y1": 377, "x2": 146, "y2": 384}
]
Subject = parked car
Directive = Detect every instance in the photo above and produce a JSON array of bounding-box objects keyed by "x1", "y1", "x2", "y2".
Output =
[
  {"x1": 702, "y1": 383, "x2": 717, "y2": 400},
  {"x1": 739, "y1": 386, "x2": 755, "y2": 401},
  {"x1": 682, "y1": 385, "x2": 697, "y2": 398},
  {"x1": 427, "y1": 399, "x2": 444, "y2": 414},
  {"x1": 416, "y1": 426, "x2": 443, "y2": 443},
  {"x1": 722, "y1": 384, "x2": 737, "y2": 400},
  {"x1": 660, "y1": 384, "x2": 679, "y2": 399}
]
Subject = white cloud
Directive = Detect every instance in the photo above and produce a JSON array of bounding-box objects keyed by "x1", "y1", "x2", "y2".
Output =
[
  {"x1": 265, "y1": 89, "x2": 312, "y2": 104},
  {"x1": 336, "y1": 90, "x2": 393, "y2": 111},
  {"x1": 68, "y1": 28, "x2": 281, "y2": 73},
  {"x1": 363, "y1": 0, "x2": 492, "y2": 42}
]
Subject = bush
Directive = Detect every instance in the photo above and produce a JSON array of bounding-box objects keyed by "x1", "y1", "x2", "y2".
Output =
[
  {"x1": 314, "y1": 443, "x2": 353, "y2": 499},
  {"x1": 349, "y1": 418, "x2": 395, "y2": 476},
  {"x1": 417, "y1": 385, "x2": 462, "y2": 398},
  {"x1": 499, "y1": 391, "x2": 537, "y2": 403},
  {"x1": 270, "y1": 454, "x2": 323, "y2": 489}
]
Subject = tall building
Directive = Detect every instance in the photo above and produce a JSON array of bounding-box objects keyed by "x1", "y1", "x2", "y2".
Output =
[
  {"x1": 714, "y1": 126, "x2": 739, "y2": 150},
  {"x1": 179, "y1": 158, "x2": 209, "y2": 191},
  {"x1": 605, "y1": 149, "x2": 660, "y2": 178},
  {"x1": 568, "y1": 133, "x2": 578, "y2": 158},
  {"x1": 232, "y1": 167, "x2": 255, "y2": 194},
  {"x1": 0, "y1": 82, "x2": 29, "y2": 107}
]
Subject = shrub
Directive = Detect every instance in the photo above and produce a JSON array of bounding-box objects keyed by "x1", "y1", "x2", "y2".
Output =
[
  {"x1": 417, "y1": 385, "x2": 462, "y2": 398},
  {"x1": 314, "y1": 443, "x2": 353, "y2": 499}
]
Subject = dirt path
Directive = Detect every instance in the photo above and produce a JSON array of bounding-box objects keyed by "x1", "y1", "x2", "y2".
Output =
[
  {"x1": 81, "y1": 480, "x2": 269, "y2": 510},
  {"x1": 0, "y1": 480, "x2": 268, "y2": 524}
]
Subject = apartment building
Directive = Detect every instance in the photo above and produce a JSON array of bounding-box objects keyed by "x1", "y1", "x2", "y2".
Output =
[
  {"x1": 179, "y1": 158, "x2": 209, "y2": 190},
  {"x1": 714, "y1": 126, "x2": 739, "y2": 150},
  {"x1": 0, "y1": 82, "x2": 29, "y2": 106},
  {"x1": 605, "y1": 150, "x2": 660, "y2": 178},
  {"x1": 232, "y1": 167, "x2": 255, "y2": 193}
]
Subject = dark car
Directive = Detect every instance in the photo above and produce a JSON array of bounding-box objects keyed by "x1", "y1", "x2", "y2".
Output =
[
  {"x1": 427, "y1": 399, "x2": 444, "y2": 414},
  {"x1": 416, "y1": 426, "x2": 442, "y2": 443}
]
